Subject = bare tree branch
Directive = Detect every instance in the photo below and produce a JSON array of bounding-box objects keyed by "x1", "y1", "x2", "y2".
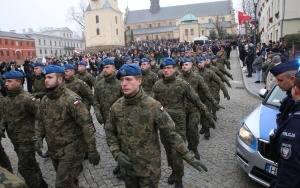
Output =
[{"x1": 66, "y1": 0, "x2": 86, "y2": 31}]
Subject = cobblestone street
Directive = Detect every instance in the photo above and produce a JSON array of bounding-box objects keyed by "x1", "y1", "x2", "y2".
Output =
[{"x1": 2, "y1": 50, "x2": 263, "y2": 188}]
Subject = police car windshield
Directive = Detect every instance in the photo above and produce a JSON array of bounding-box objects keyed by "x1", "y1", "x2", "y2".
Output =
[{"x1": 265, "y1": 86, "x2": 287, "y2": 108}]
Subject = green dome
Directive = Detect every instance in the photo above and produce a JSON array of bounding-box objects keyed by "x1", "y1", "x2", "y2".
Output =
[{"x1": 181, "y1": 11, "x2": 198, "y2": 23}]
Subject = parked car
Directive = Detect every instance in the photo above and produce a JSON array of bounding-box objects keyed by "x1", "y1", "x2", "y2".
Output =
[{"x1": 236, "y1": 85, "x2": 286, "y2": 187}]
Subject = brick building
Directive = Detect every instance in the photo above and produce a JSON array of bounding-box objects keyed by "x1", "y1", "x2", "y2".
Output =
[{"x1": 0, "y1": 31, "x2": 36, "y2": 64}]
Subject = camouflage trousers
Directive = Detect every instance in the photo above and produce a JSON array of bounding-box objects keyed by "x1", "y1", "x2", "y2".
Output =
[
  {"x1": 51, "y1": 157, "x2": 83, "y2": 188},
  {"x1": 160, "y1": 110, "x2": 186, "y2": 181},
  {"x1": 200, "y1": 100, "x2": 213, "y2": 128},
  {"x1": 211, "y1": 87, "x2": 220, "y2": 115},
  {"x1": 13, "y1": 143, "x2": 43, "y2": 188},
  {"x1": 0, "y1": 139, "x2": 13, "y2": 173},
  {"x1": 0, "y1": 166, "x2": 27, "y2": 188},
  {"x1": 186, "y1": 111, "x2": 200, "y2": 150},
  {"x1": 124, "y1": 175, "x2": 160, "y2": 188}
]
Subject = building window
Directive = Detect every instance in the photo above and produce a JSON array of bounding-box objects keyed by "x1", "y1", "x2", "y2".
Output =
[
  {"x1": 63, "y1": 33, "x2": 65, "y2": 37},
  {"x1": 158, "y1": 23, "x2": 161, "y2": 27},
  {"x1": 38, "y1": 39, "x2": 41, "y2": 45},
  {"x1": 45, "y1": 49, "x2": 47, "y2": 54},
  {"x1": 60, "y1": 50, "x2": 62, "y2": 54},
  {"x1": 28, "y1": 51, "x2": 30, "y2": 56},
  {"x1": 50, "y1": 40, "x2": 52, "y2": 46},
  {"x1": 168, "y1": 34, "x2": 171, "y2": 38},
  {"x1": 127, "y1": 26, "x2": 130, "y2": 30},
  {"x1": 169, "y1": 22, "x2": 172, "y2": 26},
  {"x1": 6, "y1": 51, "x2": 9, "y2": 56},
  {"x1": 11, "y1": 40, "x2": 14, "y2": 46},
  {"x1": 138, "y1": 25, "x2": 141, "y2": 29},
  {"x1": 190, "y1": 29, "x2": 194, "y2": 35},
  {"x1": 55, "y1": 41, "x2": 57, "y2": 46},
  {"x1": 149, "y1": 24, "x2": 152, "y2": 28},
  {"x1": 115, "y1": 16, "x2": 118, "y2": 24},
  {"x1": 185, "y1": 29, "x2": 188, "y2": 36},
  {"x1": 116, "y1": 29, "x2": 119, "y2": 35},
  {"x1": 43, "y1": 40, "x2": 46, "y2": 45},
  {"x1": 0, "y1": 50, "x2": 3, "y2": 56},
  {"x1": 51, "y1": 50, "x2": 53, "y2": 54},
  {"x1": 0, "y1": 39, "x2": 1, "y2": 45},
  {"x1": 33, "y1": 52, "x2": 35, "y2": 56},
  {"x1": 222, "y1": 17, "x2": 225, "y2": 22},
  {"x1": 209, "y1": 18, "x2": 213, "y2": 23},
  {"x1": 40, "y1": 49, "x2": 42, "y2": 54},
  {"x1": 27, "y1": 41, "x2": 29, "y2": 46},
  {"x1": 96, "y1": 15, "x2": 99, "y2": 23},
  {"x1": 146, "y1": 36, "x2": 149, "y2": 40},
  {"x1": 5, "y1": 39, "x2": 8, "y2": 45},
  {"x1": 13, "y1": 51, "x2": 15, "y2": 56},
  {"x1": 202, "y1": 30, "x2": 205, "y2": 35},
  {"x1": 64, "y1": 42, "x2": 66, "y2": 46},
  {"x1": 32, "y1": 42, "x2": 34, "y2": 47},
  {"x1": 77, "y1": 43, "x2": 78, "y2": 48},
  {"x1": 59, "y1": 41, "x2": 61, "y2": 46},
  {"x1": 155, "y1": 35, "x2": 158, "y2": 39},
  {"x1": 20, "y1": 41, "x2": 22, "y2": 46},
  {"x1": 96, "y1": 28, "x2": 100, "y2": 35}
]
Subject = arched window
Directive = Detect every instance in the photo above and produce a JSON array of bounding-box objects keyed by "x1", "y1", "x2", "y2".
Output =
[
  {"x1": 116, "y1": 29, "x2": 119, "y2": 35},
  {"x1": 96, "y1": 28, "x2": 100, "y2": 35},
  {"x1": 115, "y1": 16, "x2": 118, "y2": 24},
  {"x1": 96, "y1": 15, "x2": 99, "y2": 23}
]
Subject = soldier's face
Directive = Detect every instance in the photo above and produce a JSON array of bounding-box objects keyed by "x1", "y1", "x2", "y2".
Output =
[
  {"x1": 182, "y1": 62, "x2": 193, "y2": 72},
  {"x1": 102, "y1": 65, "x2": 116, "y2": 77},
  {"x1": 212, "y1": 59, "x2": 217, "y2": 63},
  {"x1": 44, "y1": 73, "x2": 62, "y2": 89},
  {"x1": 78, "y1": 65, "x2": 86, "y2": 73},
  {"x1": 197, "y1": 62, "x2": 206, "y2": 69},
  {"x1": 141, "y1": 62, "x2": 150, "y2": 71},
  {"x1": 150, "y1": 61, "x2": 156, "y2": 66},
  {"x1": 163, "y1": 65, "x2": 176, "y2": 78},
  {"x1": 5, "y1": 79, "x2": 22, "y2": 91},
  {"x1": 34, "y1": 66, "x2": 43, "y2": 76},
  {"x1": 206, "y1": 59, "x2": 211, "y2": 65},
  {"x1": 64, "y1": 69, "x2": 75, "y2": 79},
  {"x1": 120, "y1": 76, "x2": 141, "y2": 96}
]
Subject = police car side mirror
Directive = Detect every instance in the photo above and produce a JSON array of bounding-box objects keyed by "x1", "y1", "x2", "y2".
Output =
[{"x1": 259, "y1": 88, "x2": 268, "y2": 99}]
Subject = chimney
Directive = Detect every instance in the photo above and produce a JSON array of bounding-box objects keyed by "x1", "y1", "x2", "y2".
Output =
[
  {"x1": 28, "y1": 28, "x2": 33, "y2": 33},
  {"x1": 22, "y1": 29, "x2": 26, "y2": 33},
  {"x1": 9, "y1": 30, "x2": 16, "y2": 33}
]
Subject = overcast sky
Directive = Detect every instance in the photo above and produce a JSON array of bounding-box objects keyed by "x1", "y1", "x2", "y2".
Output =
[{"x1": 0, "y1": 0, "x2": 241, "y2": 34}]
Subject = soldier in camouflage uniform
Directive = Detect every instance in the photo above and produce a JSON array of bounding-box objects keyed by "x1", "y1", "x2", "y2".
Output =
[
  {"x1": 0, "y1": 166, "x2": 27, "y2": 188},
  {"x1": 220, "y1": 48, "x2": 231, "y2": 70},
  {"x1": 0, "y1": 71, "x2": 47, "y2": 188},
  {"x1": 34, "y1": 65, "x2": 100, "y2": 188},
  {"x1": 152, "y1": 58, "x2": 214, "y2": 187},
  {"x1": 32, "y1": 62, "x2": 46, "y2": 99},
  {"x1": 150, "y1": 58, "x2": 159, "y2": 74},
  {"x1": 106, "y1": 64, "x2": 207, "y2": 188},
  {"x1": 178, "y1": 58, "x2": 219, "y2": 157},
  {"x1": 64, "y1": 64, "x2": 93, "y2": 110},
  {"x1": 197, "y1": 57, "x2": 230, "y2": 139},
  {"x1": 76, "y1": 61, "x2": 94, "y2": 89},
  {"x1": 140, "y1": 58, "x2": 159, "y2": 95},
  {"x1": 0, "y1": 93, "x2": 13, "y2": 173},
  {"x1": 215, "y1": 53, "x2": 233, "y2": 80}
]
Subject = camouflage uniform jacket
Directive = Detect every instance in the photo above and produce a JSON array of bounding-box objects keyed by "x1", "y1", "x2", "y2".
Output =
[
  {"x1": 177, "y1": 71, "x2": 217, "y2": 113},
  {"x1": 65, "y1": 76, "x2": 94, "y2": 108},
  {"x1": 215, "y1": 59, "x2": 232, "y2": 79},
  {"x1": 152, "y1": 74, "x2": 211, "y2": 130},
  {"x1": 96, "y1": 72, "x2": 104, "y2": 84},
  {"x1": 197, "y1": 67, "x2": 229, "y2": 96},
  {"x1": 34, "y1": 84, "x2": 97, "y2": 159},
  {"x1": 94, "y1": 74, "x2": 123, "y2": 124},
  {"x1": 1, "y1": 87, "x2": 37, "y2": 144},
  {"x1": 151, "y1": 65, "x2": 159, "y2": 74},
  {"x1": 105, "y1": 89, "x2": 189, "y2": 177},
  {"x1": 32, "y1": 75, "x2": 46, "y2": 99},
  {"x1": 76, "y1": 70, "x2": 94, "y2": 89},
  {"x1": 0, "y1": 166, "x2": 27, "y2": 188},
  {"x1": 141, "y1": 69, "x2": 158, "y2": 95},
  {"x1": 207, "y1": 64, "x2": 231, "y2": 84}
]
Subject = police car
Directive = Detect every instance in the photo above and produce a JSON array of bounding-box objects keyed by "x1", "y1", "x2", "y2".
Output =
[{"x1": 236, "y1": 85, "x2": 286, "y2": 187}]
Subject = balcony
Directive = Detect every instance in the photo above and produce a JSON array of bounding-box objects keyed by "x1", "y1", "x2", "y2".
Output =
[{"x1": 64, "y1": 46, "x2": 75, "y2": 50}]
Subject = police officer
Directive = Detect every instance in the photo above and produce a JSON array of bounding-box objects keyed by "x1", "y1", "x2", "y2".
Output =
[
  {"x1": 140, "y1": 58, "x2": 158, "y2": 95},
  {"x1": 1, "y1": 70, "x2": 48, "y2": 188},
  {"x1": 34, "y1": 65, "x2": 100, "y2": 188},
  {"x1": 76, "y1": 61, "x2": 95, "y2": 89},
  {"x1": 105, "y1": 64, "x2": 207, "y2": 188}
]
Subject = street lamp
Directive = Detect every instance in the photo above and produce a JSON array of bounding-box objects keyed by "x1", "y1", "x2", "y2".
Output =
[{"x1": 253, "y1": 0, "x2": 259, "y2": 52}]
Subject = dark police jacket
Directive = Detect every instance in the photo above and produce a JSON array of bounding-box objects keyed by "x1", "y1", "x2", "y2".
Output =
[{"x1": 274, "y1": 101, "x2": 300, "y2": 188}]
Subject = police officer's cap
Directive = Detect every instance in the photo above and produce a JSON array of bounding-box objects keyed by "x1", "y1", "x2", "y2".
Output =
[
  {"x1": 160, "y1": 58, "x2": 175, "y2": 69},
  {"x1": 64, "y1": 64, "x2": 75, "y2": 70},
  {"x1": 2, "y1": 71, "x2": 25, "y2": 79},
  {"x1": 33, "y1": 62, "x2": 45, "y2": 67},
  {"x1": 41, "y1": 65, "x2": 65, "y2": 77},
  {"x1": 101, "y1": 58, "x2": 115, "y2": 66},
  {"x1": 270, "y1": 60, "x2": 299, "y2": 77},
  {"x1": 78, "y1": 61, "x2": 87, "y2": 66},
  {"x1": 116, "y1": 64, "x2": 141, "y2": 79}
]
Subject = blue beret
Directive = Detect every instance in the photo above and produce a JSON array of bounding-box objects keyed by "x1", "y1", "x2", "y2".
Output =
[
  {"x1": 150, "y1": 58, "x2": 156, "y2": 61},
  {"x1": 197, "y1": 57, "x2": 206, "y2": 63},
  {"x1": 211, "y1": 55, "x2": 217, "y2": 59},
  {"x1": 133, "y1": 58, "x2": 141, "y2": 62},
  {"x1": 2, "y1": 71, "x2": 25, "y2": 79},
  {"x1": 116, "y1": 64, "x2": 141, "y2": 79},
  {"x1": 33, "y1": 62, "x2": 45, "y2": 67},
  {"x1": 205, "y1": 55, "x2": 212, "y2": 60},
  {"x1": 101, "y1": 58, "x2": 115, "y2": 66},
  {"x1": 179, "y1": 57, "x2": 186, "y2": 63},
  {"x1": 185, "y1": 58, "x2": 192, "y2": 62},
  {"x1": 78, "y1": 61, "x2": 87, "y2": 66},
  {"x1": 160, "y1": 58, "x2": 175, "y2": 68},
  {"x1": 270, "y1": 60, "x2": 299, "y2": 77},
  {"x1": 141, "y1": 58, "x2": 149, "y2": 63},
  {"x1": 64, "y1": 64, "x2": 75, "y2": 70},
  {"x1": 125, "y1": 57, "x2": 132, "y2": 61},
  {"x1": 41, "y1": 65, "x2": 65, "y2": 76}
]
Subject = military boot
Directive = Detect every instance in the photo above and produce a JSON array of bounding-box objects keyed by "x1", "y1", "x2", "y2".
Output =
[
  {"x1": 175, "y1": 181, "x2": 183, "y2": 188},
  {"x1": 199, "y1": 127, "x2": 205, "y2": 134},
  {"x1": 213, "y1": 113, "x2": 217, "y2": 121},
  {"x1": 192, "y1": 149, "x2": 200, "y2": 160},
  {"x1": 168, "y1": 171, "x2": 175, "y2": 184},
  {"x1": 113, "y1": 165, "x2": 119, "y2": 175},
  {"x1": 116, "y1": 171, "x2": 124, "y2": 180},
  {"x1": 39, "y1": 179, "x2": 48, "y2": 188},
  {"x1": 204, "y1": 128, "x2": 210, "y2": 140}
]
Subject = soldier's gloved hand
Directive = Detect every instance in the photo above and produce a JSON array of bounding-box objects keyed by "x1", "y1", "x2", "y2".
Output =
[
  {"x1": 224, "y1": 93, "x2": 230, "y2": 100},
  {"x1": 230, "y1": 75, "x2": 233, "y2": 80},
  {"x1": 226, "y1": 82, "x2": 232, "y2": 88},
  {"x1": 34, "y1": 139, "x2": 43, "y2": 157},
  {"x1": 182, "y1": 151, "x2": 208, "y2": 173},
  {"x1": 88, "y1": 151, "x2": 101, "y2": 165},
  {"x1": 217, "y1": 104, "x2": 225, "y2": 110},
  {"x1": 116, "y1": 152, "x2": 132, "y2": 168},
  {"x1": 206, "y1": 114, "x2": 216, "y2": 129}
]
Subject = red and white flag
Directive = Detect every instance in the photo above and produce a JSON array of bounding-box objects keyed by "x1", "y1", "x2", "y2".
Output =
[{"x1": 238, "y1": 11, "x2": 251, "y2": 24}]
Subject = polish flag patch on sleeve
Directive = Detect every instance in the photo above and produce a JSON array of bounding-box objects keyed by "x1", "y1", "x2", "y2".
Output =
[
  {"x1": 160, "y1": 106, "x2": 164, "y2": 112},
  {"x1": 74, "y1": 101, "x2": 80, "y2": 106}
]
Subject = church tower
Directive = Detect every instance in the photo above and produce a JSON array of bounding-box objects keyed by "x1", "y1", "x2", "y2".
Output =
[
  {"x1": 150, "y1": 0, "x2": 160, "y2": 13},
  {"x1": 84, "y1": 0, "x2": 124, "y2": 51}
]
